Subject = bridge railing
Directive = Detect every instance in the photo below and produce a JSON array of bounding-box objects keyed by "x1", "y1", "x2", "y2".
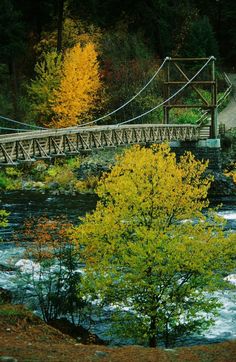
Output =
[
  {"x1": 217, "y1": 73, "x2": 233, "y2": 107},
  {"x1": 196, "y1": 72, "x2": 233, "y2": 129},
  {"x1": 0, "y1": 124, "x2": 204, "y2": 165}
]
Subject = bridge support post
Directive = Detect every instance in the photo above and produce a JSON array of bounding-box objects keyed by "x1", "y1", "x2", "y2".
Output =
[
  {"x1": 163, "y1": 58, "x2": 170, "y2": 124},
  {"x1": 210, "y1": 107, "x2": 218, "y2": 138},
  {"x1": 210, "y1": 57, "x2": 218, "y2": 138},
  {"x1": 163, "y1": 57, "x2": 218, "y2": 135}
]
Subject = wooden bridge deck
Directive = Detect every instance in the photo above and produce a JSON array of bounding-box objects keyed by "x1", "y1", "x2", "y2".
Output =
[{"x1": 0, "y1": 124, "x2": 210, "y2": 165}]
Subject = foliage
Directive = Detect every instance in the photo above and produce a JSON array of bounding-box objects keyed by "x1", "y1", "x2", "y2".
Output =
[
  {"x1": 35, "y1": 17, "x2": 102, "y2": 55},
  {"x1": 0, "y1": 206, "x2": 9, "y2": 243},
  {"x1": 0, "y1": 209, "x2": 9, "y2": 228},
  {"x1": 16, "y1": 216, "x2": 91, "y2": 324},
  {"x1": 101, "y1": 22, "x2": 153, "y2": 62},
  {"x1": 29, "y1": 160, "x2": 49, "y2": 181},
  {"x1": 0, "y1": 0, "x2": 27, "y2": 118},
  {"x1": 224, "y1": 163, "x2": 236, "y2": 184},
  {"x1": 0, "y1": 156, "x2": 101, "y2": 195},
  {"x1": 66, "y1": 156, "x2": 81, "y2": 169},
  {"x1": 74, "y1": 144, "x2": 236, "y2": 347},
  {"x1": 170, "y1": 109, "x2": 199, "y2": 125},
  {"x1": 70, "y1": 0, "x2": 196, "y2": 57},
  {"x1": 0, "y1": 63, "x2": 15, "y2": 116},
  {"x1": 29, "y1": 38, "x2": 103, "y2": 128},
  {"x1": 75, "y1": 175, "x2": 99, "y2": 193},
  {"x1": 23, "y1": 158, "x2": 82, "y2": 194},
  {"x1": 0, "y1": 168, "x2": 22, "y2": 190},
  {"x1": 185, "y1": 89, "x2": 212, "y2": 106},
  {"x1": 27, "y1": 17, "x2": 105, "y2": 127},
  {"x1": 170, "y1": 89, "x2": 229, "y2": 125},
  {"x1": 27, "y1": 51, "x2": 62, "y2": 124},
  {"x1": 0, "y1": 304, "x2": 36, "y2": 323},
  {"x1": 0, "y1": 0, "x2": 236, "y2": 125},
  {"x1": 99, "y1": 24, "x2": 163, "y2": 124},
  {"x1": 45, "y1": 163, "x2": 77, "y2": 191},
  {"x1": 51, "y1": 42, "x2": 103, "y2": 127},
  {"x1": 217, "y1": 92, "x2": 231, "y2": 112},
  {"x1": 0, "y1": 0, "x2": 25, "y2": 57},
  {"x1": 181, "y1": 16, "x2": 219, "y2": 58},
  {"x1": 41, "y1": 157, "x2": 95, "y2": 194}
]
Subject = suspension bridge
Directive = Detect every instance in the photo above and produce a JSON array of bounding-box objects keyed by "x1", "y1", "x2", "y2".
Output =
[{"x1": 0, "y1": 56, "x2": 232, "y2": 166}]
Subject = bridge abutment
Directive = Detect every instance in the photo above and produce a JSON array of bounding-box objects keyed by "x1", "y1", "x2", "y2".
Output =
[{"x1": 170, "y1": 139, "x2": 222, "y2": 171}]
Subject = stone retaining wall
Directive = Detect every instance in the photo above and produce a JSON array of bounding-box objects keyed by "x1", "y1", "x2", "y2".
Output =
[{"x1": 170, "y1": 139, "x2": 222, "y2": 171}]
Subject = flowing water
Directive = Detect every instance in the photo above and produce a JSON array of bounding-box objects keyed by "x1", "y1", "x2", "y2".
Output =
[{"x1": 0, "y1": 190, "x2": 235, "y2": 346}]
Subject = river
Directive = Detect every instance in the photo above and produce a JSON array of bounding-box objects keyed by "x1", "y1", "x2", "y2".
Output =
[{"x1": 0, "y1": 190, "x2": 235, "y2": 347}]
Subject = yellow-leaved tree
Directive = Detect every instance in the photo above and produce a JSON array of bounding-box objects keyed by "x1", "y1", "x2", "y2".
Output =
[
  {"x1": 52, "y1": 42, "x2": 102, "y2": 128},
  {"x1": 73, "y1": 144, "x2": 236, "y2": 348}
]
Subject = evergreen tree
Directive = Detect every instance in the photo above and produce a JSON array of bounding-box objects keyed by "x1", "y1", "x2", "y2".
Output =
[
  {"x1": 182, "y1": 16, "x2": 219, "y2": 58},
  {"x1": 0, "y1": 0, "x2": 25, "y2": 118}
]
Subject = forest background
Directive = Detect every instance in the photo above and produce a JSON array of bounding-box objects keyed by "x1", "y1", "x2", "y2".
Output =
[{"x1": 0, "y1": 0, "x2": 235, "y2": 129}]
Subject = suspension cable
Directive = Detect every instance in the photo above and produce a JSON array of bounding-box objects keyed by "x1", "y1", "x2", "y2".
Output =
[
  {"x1": 0, "y1": 115, "x2": 47, "y2": 130},
  {"x1": 77, "y1": 57, "x2": 169, "y2": 128},
  {"x1": 0, "y1": 126, "x2": 34, "y2": 132},
  {"x1": 117, "y1": 56, "x2": 214, "y2": 126}
]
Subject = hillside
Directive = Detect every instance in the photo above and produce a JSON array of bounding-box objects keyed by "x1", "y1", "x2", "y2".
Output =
[{"x1": 0, "y1": 305, "x2": 236, "y2": 362}]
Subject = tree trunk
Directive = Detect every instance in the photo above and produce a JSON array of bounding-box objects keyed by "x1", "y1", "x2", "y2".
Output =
[
  {"x1": 148, "y1": 316, "x2": 157, "y2": 348},
  {"x1": 8, "y1": 59, "x2": 19, "y2": 119},
  {"x1": 164, "y1": 321, "x2": 170, "y2": 348},
  {"x1": 57, "y1": 0, "x2": 64, "y2": 52}
]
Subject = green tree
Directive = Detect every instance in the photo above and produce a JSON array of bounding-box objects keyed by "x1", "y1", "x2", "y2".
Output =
[
  {"x1": 181, "y1": 16, "x2": 219, "y2": 58},
  {"x1": 99, "y1": 22, "x2": 163, "y2": 124},
  {"x1": 0, "y1": 0, "x2": 26, "y2": 118},
  {"x1": 193, "y1": 0, "x2": 236, "y2": 65},
  {"x1": 74, "y1": 144, "x2": 235, "y2": 347},
  {"x1": 27, "y1": 51, "x2": 62, "y2": 125}
]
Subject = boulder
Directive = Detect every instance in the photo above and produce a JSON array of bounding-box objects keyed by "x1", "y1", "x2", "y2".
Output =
[{"x1": 48, "y1": 318, "x2": 106, "y2": 345}]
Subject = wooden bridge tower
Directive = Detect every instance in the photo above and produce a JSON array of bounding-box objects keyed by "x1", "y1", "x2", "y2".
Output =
[{"x1": 163, "y1": 57, "x2": 217, "y2": 138}]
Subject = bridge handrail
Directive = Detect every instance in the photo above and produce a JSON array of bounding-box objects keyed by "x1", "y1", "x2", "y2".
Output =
[
  {"x1": 0, "y1": 115, "x2": 46, "y2": 131},
  {"x1": 196, "y1": 72, "x2": 233, "y2": 127},
  {"x1": 217, "y1": 73, "x2": 233, "y2": 106},
  {"x1": 0, "y1": 124, "x2": 200, "y2": 143}
]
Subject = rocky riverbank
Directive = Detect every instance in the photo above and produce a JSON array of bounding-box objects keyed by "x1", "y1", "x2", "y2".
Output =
[
  {"x1": 208, "y1": 171, "x2": 236, "y2": 198},
  {"x1": 0, "y1": 145, "x2": 235, "y2": 197}
]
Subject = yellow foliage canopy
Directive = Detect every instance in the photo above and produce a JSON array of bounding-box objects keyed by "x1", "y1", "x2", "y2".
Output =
[
  {"x1": 52, "y1": 42, "x2": 102, "y2": 128},
  {"x1": 72, "y1": 144, "x2": 236, "y2": 347}
]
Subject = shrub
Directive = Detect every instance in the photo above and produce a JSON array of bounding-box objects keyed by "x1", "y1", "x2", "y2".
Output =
[
  {"x1": 15, "y1": 216, "x2": 92, "y2": 324},
  {"x1": 0, "y1": 170, "x2": 21, "y2": 190}
]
